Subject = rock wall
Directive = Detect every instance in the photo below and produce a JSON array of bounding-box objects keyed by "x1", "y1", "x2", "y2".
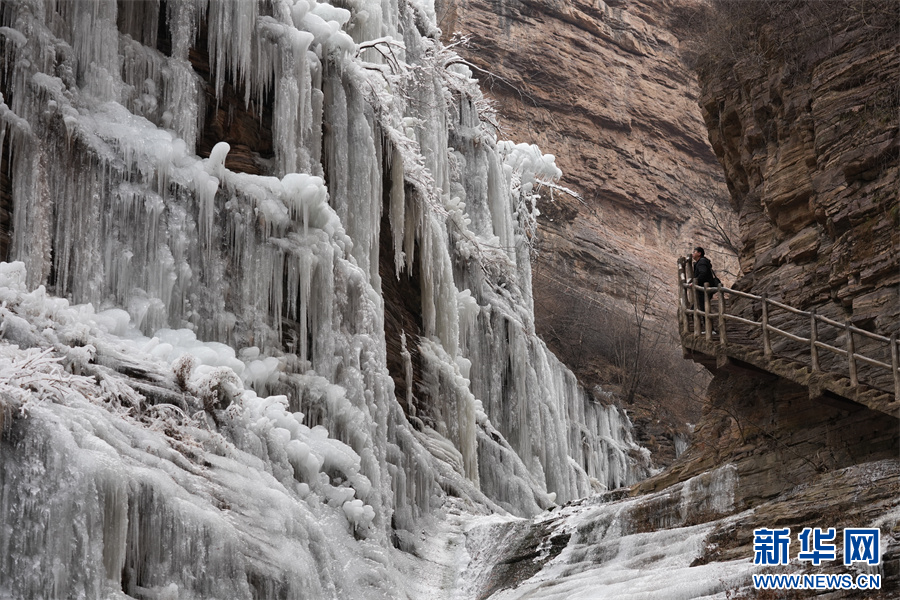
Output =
[
  {"x1": 638, "y1": 367, "x2": 898, "y2": 505},
  {"x1": 645, "y1": 0, "x2": 900, "y2": 506},
  {"x1": 696, "y1": 0, "x2": 899, "y2": 333}
]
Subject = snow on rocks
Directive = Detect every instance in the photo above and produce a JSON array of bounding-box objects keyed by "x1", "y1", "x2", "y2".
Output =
[{"x1": 0, "y1": 262, "x2": 390, "y2": 598}]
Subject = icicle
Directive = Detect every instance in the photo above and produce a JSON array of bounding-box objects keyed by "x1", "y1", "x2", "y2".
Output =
[
  {"x1": 298, "y1": 250, "x2": 316, "y2": 364},
  {"x1": 400, "y1": 330, "x2": 414, "y2": 415},
  {"x1": 163, "y1": 0, "x2": 203, "y2": 152},
  {"x1": 207, "y1": 0, "x2": 258, "y2": 102},
  {"x1": 389, "y1": 146, "x2": 406, "y2": 275}
]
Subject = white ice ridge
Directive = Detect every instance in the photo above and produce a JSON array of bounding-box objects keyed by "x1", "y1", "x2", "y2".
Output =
[
  {"x1": 453, "y1": 465, "x2": 759, "y2": 600},
  {"x1": 1, "y1": 0, "x2": 650, "y2": 597}
]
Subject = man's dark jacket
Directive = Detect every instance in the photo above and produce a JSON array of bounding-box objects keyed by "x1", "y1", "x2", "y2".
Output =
[{"x1": 693, "y1": 257, "x2": 715, "y2": 286}]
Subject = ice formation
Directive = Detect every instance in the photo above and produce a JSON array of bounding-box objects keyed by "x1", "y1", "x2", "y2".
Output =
[
  {"x1": 0, "y1": 0, "x2": 649, "y2": 597},
  {"x1": 456, "y1": 465, "x2": 758, "y2": 600}
]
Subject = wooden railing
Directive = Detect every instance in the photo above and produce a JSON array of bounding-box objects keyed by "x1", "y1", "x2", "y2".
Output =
[{"x1": 676, "y1": 257, "x2": 900, "y2": 403}]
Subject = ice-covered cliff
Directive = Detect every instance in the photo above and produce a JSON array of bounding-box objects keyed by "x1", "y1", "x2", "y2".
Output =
[{"x1": 0, "y1": 0, "x2": 650, "y2": 597}]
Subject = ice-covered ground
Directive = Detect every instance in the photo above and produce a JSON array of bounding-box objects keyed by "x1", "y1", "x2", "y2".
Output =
[
  {"x1": 441, "y1": 463, "x2": 899, "y2": 600},
  {"x1": 453, "y1": 476, "x2": 755, "y2": 600},
  {"x1": 406, "y1": 465, "x2": 755, "y2": 600},
  {"x1": 411, "y1": 463, "x2": 898, "y2": 600}
]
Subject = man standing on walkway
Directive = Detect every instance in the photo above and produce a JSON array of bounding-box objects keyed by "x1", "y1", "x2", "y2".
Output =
[{"x1": 691, "y1": 246, "x2": 716, "y2": 329}]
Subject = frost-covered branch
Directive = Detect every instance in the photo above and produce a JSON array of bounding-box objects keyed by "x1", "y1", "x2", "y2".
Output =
[
  {"x1": 356, "y1": 36, "x2": 407, "y2": 74},
  {"x1": 0, "y1": 347, "x2": 96, "y2": 410},
  {"x1": 535, "y1": 180, "x2": 585, "y2": 205}
]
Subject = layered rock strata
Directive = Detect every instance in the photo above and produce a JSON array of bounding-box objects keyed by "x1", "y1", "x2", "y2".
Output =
[
  {"x1": 645, "y1": 0, "x2": 900, "y2": 536},
  {"x1": 696, "y1": 0, "x2": 899, "y2": 334},
  {"x1": 638, "y1": 368, "x2": 898, "y2": 503}
]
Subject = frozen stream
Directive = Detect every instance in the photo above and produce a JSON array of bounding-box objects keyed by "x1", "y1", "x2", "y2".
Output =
[{"x1": 406, "y1": 467, "x2": 756, "y2": 600}]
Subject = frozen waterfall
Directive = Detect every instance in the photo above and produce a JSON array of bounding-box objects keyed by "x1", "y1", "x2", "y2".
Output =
[{"x1": 0, "y1": 0, "x2": 650, "y2": 597}]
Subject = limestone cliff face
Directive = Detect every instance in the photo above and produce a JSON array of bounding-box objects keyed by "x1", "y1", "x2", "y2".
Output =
[
  {"x1": 640, "y1": 0, "x2": 900, "y2": 514},
  {"x1": 437, "y1": 0, "x2": 737, "y2": 464},
  {"x1": 633, "y1": 8, "x2": 899, "y2": 581},
  {"x1": 696, "y1": 1, "x2": 899, "y2": 333}
]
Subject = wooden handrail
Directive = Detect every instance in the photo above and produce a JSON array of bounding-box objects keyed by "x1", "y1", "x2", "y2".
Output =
[
  {"x1": 846, "y1": 321, "x2": 858, "y2": 387},
  {"x1": 765, "y1": 323, "x2": 808, "y2": 345},
  {"x1": 717, "y1": 286, "x2": 728, "y2": 345},
  {"x1": 678, "y1": 280, "x2": 892, "y2": 344},
  {"x1": 704, "y1": 284, "x2": 712, "y2": 342},
  {"x1": 764, "y1": 296, "x2": 809, "y2": 316},
  {"x1": 676, "y1": 259, "x2": 899, "y2": 402},
  {"x1": 677, "y1": 259, "x2": 689, "y2": 336},
  {"x1": 854, "y1": 354, "x2": 893, "y2": 371}
]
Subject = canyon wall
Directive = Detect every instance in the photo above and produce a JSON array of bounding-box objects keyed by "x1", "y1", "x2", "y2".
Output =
[
  {"x1": 645, "y1": 0, "x2": 899, "y2": 507},
  {"x1": 632, "y1": 4, "x2": 899, "y2": 589},
  {"x1": 696, "y1": 0, "x2": 899, "y2": 333}
]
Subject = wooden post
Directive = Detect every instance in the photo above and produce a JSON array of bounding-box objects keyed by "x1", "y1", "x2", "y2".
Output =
[
  {"x1": 810, "y1": 310, "x2": 819, "y2": 372},
  {"x1": 677, "y1": 259, "x2": 689, "y2": 335},
  {"x1": 704, "y1": 283, "x2": 712, "y2": 341},
  {"x1": 687, "y1": 258, "x2": 700, "y2": 337},
  {"x1": 692, "y1": 284, "x2": 701, "y2": 337},
  {"x1": 717, "y1": 286, "x2": 728, "y2": 345},
  {"x1": 846, "y1": 321, "x2": 857, "y2": 387},
  {"x1": 761, "y1": 293, "x2": 772, "y2": 358},
  {"x1": 891, "y1": 333, "x2": 899, "y2": 402}
]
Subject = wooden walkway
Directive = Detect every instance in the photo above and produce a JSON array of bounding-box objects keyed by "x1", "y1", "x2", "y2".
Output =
[{"x1": 676, "y1": 257, "x2": 900, "y2": 418}]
